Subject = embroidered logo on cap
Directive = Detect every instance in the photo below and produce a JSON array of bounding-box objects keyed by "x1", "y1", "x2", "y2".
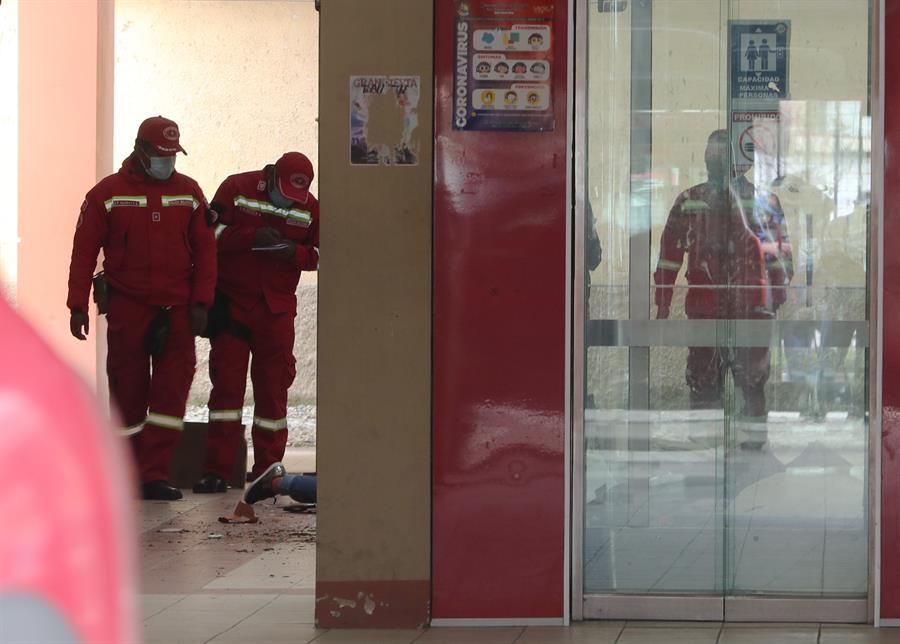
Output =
[{"x1": 162, "y1": 125, "x2": 180, "y2": 141}]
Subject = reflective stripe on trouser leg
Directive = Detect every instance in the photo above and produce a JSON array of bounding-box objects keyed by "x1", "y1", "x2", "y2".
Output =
[
  {"x1": 120, "y1": 421, "x2": 144, "y2": 437},
  {"x1": 142, "y1": 304, "x2": 195, "y2": 483},
  {"x1": 205, "y1": 327, "x2": 252, "y2": 478}
]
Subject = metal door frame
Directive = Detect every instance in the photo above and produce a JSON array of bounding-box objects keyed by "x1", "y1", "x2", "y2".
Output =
[{"x1": 570, "y1": 0, "x2": 883, "y2": 623}]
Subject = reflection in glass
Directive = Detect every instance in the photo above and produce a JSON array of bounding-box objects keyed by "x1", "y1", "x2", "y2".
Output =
[
  {"x1": 582, "y1": 0, "x2": 870, "y2": 602},
  {"x1": 654, "y1": 129, "x2": 793, "y2": 449}
]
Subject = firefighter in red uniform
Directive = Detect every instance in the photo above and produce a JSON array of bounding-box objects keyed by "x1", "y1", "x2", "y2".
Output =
[
  {"x1": 67, "y1": 116, "x2": 216, "y2": 500},
  {"x1": 655, "y1": 130, "x2": 793, "y2": 449},
  {"x1": 193, "y1": 152, "x2": 319, "y2": 493}
]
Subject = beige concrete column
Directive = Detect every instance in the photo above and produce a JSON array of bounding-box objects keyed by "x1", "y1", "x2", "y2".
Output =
[
  {"x1": 316, "y1": 0, "x2": 433, "y2": 629},
  {"x1": 17, "y1": 0, "x2": 114, "y2": 385}
]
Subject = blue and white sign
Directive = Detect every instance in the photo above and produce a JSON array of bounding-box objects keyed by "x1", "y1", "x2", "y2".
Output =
[{"x1": 729, "y1": 20, "x2": 790, "y2": 103}]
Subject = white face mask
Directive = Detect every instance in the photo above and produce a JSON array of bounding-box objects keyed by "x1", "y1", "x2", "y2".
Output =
[{"x1": 145, "y1": 155, "x2": 176, "y2": 180}]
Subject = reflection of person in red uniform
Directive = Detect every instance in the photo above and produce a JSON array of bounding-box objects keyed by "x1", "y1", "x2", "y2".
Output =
[
  {"x1": 67, "y1": 116, "x2": 216, "y2": 500},
  {"x1": 655, "y1": 130, "x2": 793, "y2": 448},
  {"x1": 194, "y1": 153, "x2": 319, "y2": 493}
]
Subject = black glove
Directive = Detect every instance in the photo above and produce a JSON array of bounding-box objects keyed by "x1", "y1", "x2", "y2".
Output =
[
  {"x1": 143, "y1": 308, "x2": 171, "y2": 358},
  {"x1": 70, "y1": 308, "x2": 89, "y2": 340},
  {"x1": 190, "y1": 304, "x2": 208, "y2": 336},
  {"x1": 253, "y1": 226, "x2": 282, "y2": 247}
]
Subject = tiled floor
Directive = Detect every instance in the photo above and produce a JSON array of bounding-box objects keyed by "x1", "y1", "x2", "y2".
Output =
[{"x1": 140, "y1": 450, "x2": 898, "y2": 644}]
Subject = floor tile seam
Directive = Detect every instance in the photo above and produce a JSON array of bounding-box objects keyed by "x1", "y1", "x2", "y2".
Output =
[
  {"x1": 508, "y1": 625, "x2": 528, "y2": 643},
  {"x1": 648, "y1": 512, "x2": 716, "y2": 592},
  {"x1": 199, "y1": 593, "x2": 283, "y2": 644},
  {"x1": 306, "y1": 627, "x2": 331, "y2": 642},
  {"x1": 732, "y1": 459, "x2": 768, "y2": 572}
]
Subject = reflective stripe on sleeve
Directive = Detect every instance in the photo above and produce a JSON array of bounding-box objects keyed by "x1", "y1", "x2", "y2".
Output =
[
  {"x1": 209, "y1": 409, "x2": 243, "y2": 422},
  {"x1": 234, "y1": 196, "x2": 312, "y2": 225},
  {"x1": 314, "y1": 246, "x2": 320, "y2": 269},
  {"x1": 657, "y1": 259, "x2": 682, "y2": 271},
  {"x1": 146, "y1": 411, "x2": 184, "y2": 431},
  {"x1": 681, "y1": 199, "x2": 709, "y2": 212},
  {"x1": 253, "y1": 416, "x2": 288, "y2": 431},
  {"x1": 120, "y1": 421, "x2": 144, "y2": 437},
  {"x1": 215, "y1": 224, "x2": 228, "y2": 239}
]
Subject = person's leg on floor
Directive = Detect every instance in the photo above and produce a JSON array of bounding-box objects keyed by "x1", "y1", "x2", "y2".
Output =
[{"x1": 277, "y1": 473, "x2": 317, "y2": 504}]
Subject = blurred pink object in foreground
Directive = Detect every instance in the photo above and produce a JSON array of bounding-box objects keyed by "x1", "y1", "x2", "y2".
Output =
[{"x1": 0, "y1": 296, "x2": 136, "y2": 643}]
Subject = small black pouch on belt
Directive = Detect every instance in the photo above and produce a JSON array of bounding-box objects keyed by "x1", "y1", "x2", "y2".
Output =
[
  {"x1": 202, "y1": 290, "x2": 250, "y2": 342},
  {"x1": 202, "y1": 289, "x2": 230, "y2": 339},
  {"x1": 143, "y1": 307, "x2": 171, "y2": 358},
  {"x1": 92, "y1": 272, "x2": 110, "y2": 315}
]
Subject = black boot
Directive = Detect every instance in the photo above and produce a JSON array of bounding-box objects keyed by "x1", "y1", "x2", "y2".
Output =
[
  {"x1": 142, "y1": 480, "x2": 183, "y2": 501},
  {"x1": 244, "y1": 462, "x2": 286, "y2": 505},
  {"x1": 192, "y1": 473, "x2": 227, "y2": 494}
]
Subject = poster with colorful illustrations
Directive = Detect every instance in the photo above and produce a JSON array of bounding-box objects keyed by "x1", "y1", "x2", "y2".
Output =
[
  {"x1": 350, "y1": 75, "x2": 420, "y2": 166},
  {"x1": 453, "y1": 0, "x2": 555, "y2": 132}
]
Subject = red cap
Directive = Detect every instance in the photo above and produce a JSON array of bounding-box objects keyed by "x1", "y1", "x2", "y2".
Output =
[
  {"x1": 136, "y1": 116, "x2": 186, "y2": 156},
  {"x1": 274, "y1": 152, "x2": 314, "y2": 204}
]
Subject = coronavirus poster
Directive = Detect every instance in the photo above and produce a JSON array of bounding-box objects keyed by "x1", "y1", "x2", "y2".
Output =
[{"x1": 453, "y1": 0, "x2": 555, "y2": 132}]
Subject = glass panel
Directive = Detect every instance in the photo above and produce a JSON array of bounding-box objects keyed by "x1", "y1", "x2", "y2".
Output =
[
  {"x1": 723, "y1": 0, "x2": 870, "y2": 598},
  {"x1": 582, "y1": 0, "x2": 870, "y2": 605},
  {"x1": 584, "y1": 0, "x2": 730, "y2": 596}
]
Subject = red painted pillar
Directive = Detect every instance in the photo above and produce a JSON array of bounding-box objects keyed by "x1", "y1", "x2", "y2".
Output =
[
  {"x1": 432, "y1": 0, "x2": 568, "y2": 620},
  {"x1": 882, "y1": 0, "x2": 900, "y2": 621}
]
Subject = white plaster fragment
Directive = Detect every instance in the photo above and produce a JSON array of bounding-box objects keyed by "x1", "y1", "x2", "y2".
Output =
[
  {"x1": 364, "y1": 594, "x2": 376, "y2": 615},
  {"x1": 334, "y1": 597, "x2": 357, "y2": 609}
]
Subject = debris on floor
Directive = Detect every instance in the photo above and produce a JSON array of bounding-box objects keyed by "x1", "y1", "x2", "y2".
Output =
[{"x1": 218, "y1": 500, "x2": 259, "y2": 524}]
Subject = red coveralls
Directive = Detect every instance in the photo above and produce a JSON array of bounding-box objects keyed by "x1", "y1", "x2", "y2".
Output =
[
  {"x1": 67, "y1": 156, "x2": 216, "y2": 482},
  {"x1": 202, "y1": 167, "x2": 319, "y2": 479},
  {"x1": 654, "y1": 176, "x2": 793, "y2": 420}
]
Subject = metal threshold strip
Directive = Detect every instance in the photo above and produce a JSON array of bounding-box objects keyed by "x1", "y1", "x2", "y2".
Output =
[
  {"x1": 586, "y1": 319, "x2": 869, "y2": 348},
  {"x1": 583, "y1": 595, "x2": 868, "y2": 622}
]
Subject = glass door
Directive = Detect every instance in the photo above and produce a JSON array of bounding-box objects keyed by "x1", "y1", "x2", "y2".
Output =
[{"x1": 574, "y1": 0, "x2": 873, "y2": 622}]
